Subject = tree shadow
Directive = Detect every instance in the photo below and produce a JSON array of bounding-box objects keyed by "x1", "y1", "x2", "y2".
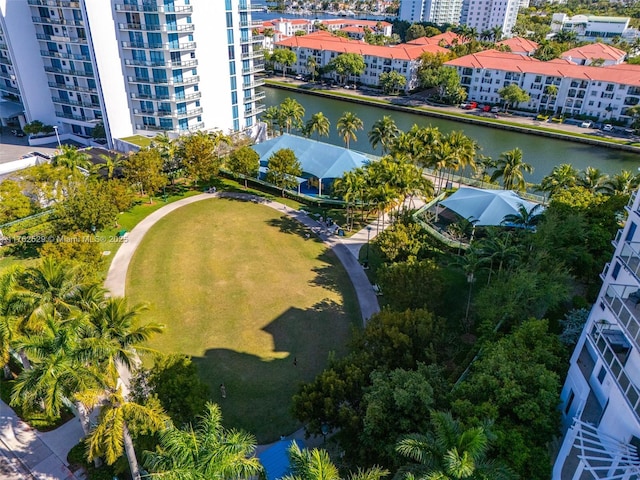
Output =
[
  {"x1": 308, "y1": 251, "x2": 343, "y2": 295},
  {"x1": 265, "y1": 215, "x2": 317, "y2": 239},
  {"x1": 191, "y1": 299, "x2": 353, "y2": 444}
]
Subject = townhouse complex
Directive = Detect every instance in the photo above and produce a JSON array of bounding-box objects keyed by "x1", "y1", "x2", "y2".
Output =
[
  {"x1": 551, "y1": 13, "x2": 640, "y2": 43},
  {"x1": 445, "y1": 48, "x2": 640, "y2": 123},
  {"x1": 554, "y1": 190, "x2": 640, "y2": 480},
  {"x1": 0, "y1": 0, "x2": 264, "y2": 148}
]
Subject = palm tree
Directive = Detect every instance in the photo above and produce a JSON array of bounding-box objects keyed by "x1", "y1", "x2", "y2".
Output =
[
  {"x1": 491, "y1": 25, "x2": 503, "y2": 42},
  {"x1": 52, "y1": 145, "x2": 91, "y2": 172},
  {"x1": 262, "y1": 106, "x2": 282, "y2": 137},
  {"x1": 602, "y1": 170, "x2": 640, "y2": 196},
  {"x1": 368, "y1": 116, "x2": 400, "y2": 154},
  {"x1": 490, "y1": 148, "x2": 533, "y2": 191},
  {"x1": 144, "y1": 402, "x2": 263, "y2": 480},
  {"x1": 477, "y1": 229, "x2": 520, "y2": 284},
  {"x1": 97, "y1": 153, "x2": 124, "y2": 180},
  {"x1": 280, "y1": 98, "x2": 305, "y2": 134},
  {"x1": 445, "y1": 130, "x2": 477, "y2": 185},
  {"x1": 502, "y1": 202, "x2": 545, "y2": 229},
  {"x1": 284, "y1": 442, "x2": 388, "y2": 480},
  {"x1": 307, "y1": 56, "x2": 318, "y2": 82},
  {"x1": 151, "y1": 134, "x2": 181, "y2": 181},
  {"x1": 397, "y1": 411, "x2": 515, "y2": 480},
  {"x1": 337, "y1": 112, "x2": 364, "y2": 149},
  {"x1": 539, "y1": 163, "x2": 578, "y2": 197},
  {"x1": 577, "y1": 166, "x2": 609, "y2": 194},
  {"x1": 305, "y1": 112, "x2": 331, "y2": 140},
  {"x1": 87, "y1": 379, "x2": 169, "y2": 480}
]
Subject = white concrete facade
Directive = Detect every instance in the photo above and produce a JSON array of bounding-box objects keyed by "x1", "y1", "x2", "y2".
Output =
[
  {"x1": 553, "y1": 190, "x2": 640, "y2": 480},
  {"x1": 551, "y1": 14, "x2": 632, "y2": 42},
  {"x1": 460, "y1": 0, "x2": 521, "y2": 37},
  {"x1": 399, "y1": 0, "x2": 463, "y2": 25},
  {"x1": 0, "y1": 0, "x2": 264, "y2": 148}
]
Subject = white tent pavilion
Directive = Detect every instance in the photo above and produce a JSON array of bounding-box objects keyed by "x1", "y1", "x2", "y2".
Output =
[{"x1": 439, "y1": 187, "x2": 542, "y2": 226}]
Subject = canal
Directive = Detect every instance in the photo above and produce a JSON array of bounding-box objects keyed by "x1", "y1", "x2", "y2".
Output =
[{"x1": 262, "y1": 86, "x2": 639, "y2": 184}]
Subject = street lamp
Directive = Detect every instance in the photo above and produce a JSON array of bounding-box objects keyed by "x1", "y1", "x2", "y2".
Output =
[
  {"x1": 364, "y1": 226, "x2": 372, "y2": 269},
  {"x1": 53, "y1": 125, "x2": 62, "y2": 148},
  {"x1": 321, "y1": 423, "x2": 329, "y2": 444}
]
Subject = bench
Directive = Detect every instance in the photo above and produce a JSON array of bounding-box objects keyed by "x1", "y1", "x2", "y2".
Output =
[
  {"x1": 117, "y1": 229, "x2": 127, "y2": 238},
  {"x1": 372, "y1": 284, "x2": 383, "y2": 296}
]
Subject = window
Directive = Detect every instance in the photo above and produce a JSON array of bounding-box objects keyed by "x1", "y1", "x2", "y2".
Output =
[
  {"x1": 597, "y1": 366, "x2": 606, "y2": 384},
  {"x1": 626, "y1": 222, "x2": 637, "y2": 242},
  {"x1": 612, "y1": 262, "x2": 621, "y2": 280},
  {"x1": 564, "y1": 390, "x2": 574, "y2": 414}
]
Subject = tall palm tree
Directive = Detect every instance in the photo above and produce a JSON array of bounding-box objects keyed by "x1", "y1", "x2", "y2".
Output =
[
  {"x1": 144, "y1": 402, "x2": 264, "y2": 480},
  {"x1": 305, "y1": 112, "x2": 331, "y2": 140},
  {"x1": 490, "y1": 148, "x2": 533, "y2": 192},
  {"x1": 307, "y1": 56, "x2": 318, "y2": 82},
  {"x1": 445, "y1": 130, "x2": 477, "y2": 185},
  {"x1": 284, "y1": 442, "x2": 388, "y2": 480},
  {"x1": 87, "y1": 379, "x2": 169, "y2": 480},
  {"x1": 151, "y1": 134, "x2": 181, "y2": 181},
  {"x1": 368, "y1": 116, "x2": 400, "y2": 154},
  {"x1": 337, "y1": 112, "x2": 364, "y2": 149},
  {"x1": 98, "y1": 153, "x2": 124, "y2": 180},
  {"x1": 577, "y1": 166, "x2": 609, "y2": 194},
  {"x1": 262, "y1": 106, "x2": 282, "y2": 137},
  {"x1": 477, "y1": 229, "x2": 520, "y2": 284},
  {"x1": 397, "y1": 411, "x2": 515, "y2": 480},
  {"x1": 52, "y1": 145, "x2": 91, "y2": 172},
  {"x1": 280, "y1": 98, "x2": 305, "y2": 134},
  {"x1": 501, "y1": 203, "x2": 545, "y2": 229},
  {"x1": 602, "y1": 170, "x2": 640, "y2": 196},
  {"x1": 539, "y1": 163, "x2": 578, "y2": 197},
  {"x1": 491, "y1": 25, "x2": 503, "y2": 42}
]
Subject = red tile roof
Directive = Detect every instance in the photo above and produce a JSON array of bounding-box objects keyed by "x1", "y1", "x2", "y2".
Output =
[
  {"x1": 407, "y1": 31, "x2": 464, "y2": 47},
  {"x1": 445, "y1": 49, "x2": 640, "y2": 86},
  {"x1": 276, "y1": 31, "x2": 448, "y2": 60},
  {"x1": 561, "y1": 43, "x2": 627, "y2": 62},
  {"x1": 496, "y1": 37, "x2": 539, "y2": 54}
]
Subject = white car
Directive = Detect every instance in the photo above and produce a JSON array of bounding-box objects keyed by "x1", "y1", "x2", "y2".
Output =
[
  {"x1": 490, "y1": 106, "x2": 500, "y2": 113},
  {"x1": 580, "y1": 121, "x2": 592, "y2": 128},
  {"x1": 603, "y1": 124, "x2": 614, "y2": 132}
]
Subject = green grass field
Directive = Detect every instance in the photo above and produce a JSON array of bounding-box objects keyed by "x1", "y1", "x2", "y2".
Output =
[{"x1": 126, "y1": 197, "x2": 359, "y2": 442}]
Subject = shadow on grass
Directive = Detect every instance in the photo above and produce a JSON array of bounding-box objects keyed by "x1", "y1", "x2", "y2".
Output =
[
  {"x1": 265, "y1": 215, "x2": 318, "y2": 239},
  {"x1": 191, "y1": 299, "x2": 351, "y2": 444},
  {"x1": 309, "y1": 251, "x2": 344, "y2": 295}
]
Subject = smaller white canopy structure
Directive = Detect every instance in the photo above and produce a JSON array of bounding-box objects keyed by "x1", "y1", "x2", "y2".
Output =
[{"x1": 440, "y1": 187, "x2": 541, "y2": 226}]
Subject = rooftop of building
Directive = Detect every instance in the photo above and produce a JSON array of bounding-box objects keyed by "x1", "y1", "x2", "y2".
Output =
[
  {"x1": 496, "y1": 36, "x2": 539, "y2": 54},
  {"x1": 406, "y1": 31, "x2": 465, "y2": 47},
  {"x1": 561, "y1": 43, "x2": 627, "y2": 62}
]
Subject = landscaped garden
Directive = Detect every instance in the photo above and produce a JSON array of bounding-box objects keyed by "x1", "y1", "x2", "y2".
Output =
[{"x1": 125, "y1": 197, "x2": 359, "y2": 441}]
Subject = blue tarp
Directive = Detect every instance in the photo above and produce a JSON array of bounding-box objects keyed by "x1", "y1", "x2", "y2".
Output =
[
  {"x1": 257, "y1": 439, "x2": 305, "y2": 480},
  {"x1": 252, "y1": 134, "x2": 369, "y2": 180}
]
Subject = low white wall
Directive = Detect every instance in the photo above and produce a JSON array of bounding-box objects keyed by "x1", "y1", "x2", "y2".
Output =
[{"x1": 0, "y1": 156, "x2": 48, "y2": 175}]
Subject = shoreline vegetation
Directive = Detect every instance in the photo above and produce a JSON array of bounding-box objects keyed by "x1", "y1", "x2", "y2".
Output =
[{"x1": 265, "y1": 79, "x2": 640, "y2": 154}]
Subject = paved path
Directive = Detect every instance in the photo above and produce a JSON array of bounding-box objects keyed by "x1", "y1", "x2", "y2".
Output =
[
  {"x1": 105, "y1": 191, "x2": 383, "y2": 323},
  {"x1": 0, "y1": 400, "x2": 84, "y2": 480}
]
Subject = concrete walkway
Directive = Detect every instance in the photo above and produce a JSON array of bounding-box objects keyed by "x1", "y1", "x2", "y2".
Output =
[
  {"x1": 105, "y1": 191, "x2": 383, "y2": 323},
  {"x1": 0, "y1": 400, "x2": 84, "y2": 480}
]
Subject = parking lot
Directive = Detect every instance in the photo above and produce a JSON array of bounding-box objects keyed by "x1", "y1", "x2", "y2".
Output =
[{"x1": 0, "y1": 126, "x2": 59, "y2": 165}]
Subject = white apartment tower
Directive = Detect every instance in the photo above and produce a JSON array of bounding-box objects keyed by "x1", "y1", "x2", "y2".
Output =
[
  {"x1": 459, "y1": 0, "x2": 520, "y2": 37},
  {"x1": 399, "y1": 0, "x2": 463, "y2": 26},
  {"x1": 554, "y1": 189, "x2": 640, "y2": 479},
  {"x1": 0, "y1": 0, "x2": 264, "y2": 148}
]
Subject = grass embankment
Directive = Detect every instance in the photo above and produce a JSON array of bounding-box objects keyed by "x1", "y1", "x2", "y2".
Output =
[{"x1": 125, "y1": 197, "x2": 359, "y2": 442}]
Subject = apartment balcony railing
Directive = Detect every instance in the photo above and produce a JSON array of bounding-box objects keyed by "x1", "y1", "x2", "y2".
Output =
[
  {"x1": 244, "y1": 104, "x2": 265, "y2": 116},
  {"x1": 121, "y1": 41, "x2": 196, "y2": 50},
  {"x1": 239, "y1": 20, "x2": 263, "y2": 28},
  {"x1": 128, "y1": 75, "x2": 199, "y2": 86},
  {"x1": 115, "y1": 4, "x2": 192, "y2": 13},
  {"x1": 0, "y1": 84, "x2": 19, "y2": 94},
  {"x1": 240, "y1": 35, "x2": 264, "y2": 45},
  {"x1": 28, "y1": 0, "x2": 80, "y2": 7},
  {"x1": 241, "y1": 50, "x2": 263, "y2": 60},
  {"x1": 55, "y1": 111, "x2": 98, "y2": 122},
  {"x1": 45, "y1": 66, "x2": 94, "y2": 77},
  {"x1": 619, "y1": 242, "x2": 640, "y2": 283},
  {"x1": 602, "y1": 283, "x2": 640, "y2": 348},
  {"x1": 32, "y1": 16, "x2": 84, "y2": 27},
  {"x1": 133, "y1": 107, "x2": 202, "y2": 118},
  {"x1": 243, "y1": 90, "x2": 266, "y2": 103},
  {"x1": 0, "y1": 43, "x2": 7, "y2": 50},
  {"x1": 124, "y1": 59, "x2": 197, "y2": 68},
  {"x1": 0, "y1": 56, "x2": 12, "y2": 66},
  {"x1": 136, "y1": 123, "x2": 174, "y2": 132},
  {"x1": 118, "y1": 23, "x2": 194, "y2": 33},
  {"x1": 49, "y1": 82, "x2": 97, "y2": 93},
  {"x1": 588, "y1": 324, "x2": 640, "y2": 421},
  {"x1": 36, "y1": 33, "x2": 85, "y2": 43},
  {"x1": 131, "y1": 91, "x2": 201, "y2": 101},
  {"x1": 52, "y1": 97, "x2": 100, "y2": 108},
  {"x1": 185, "y1": 122, "x2": 205, "y2": 132},
  {"x1": 238, "y1": 2, "x2": 263, "y2": 12},
  {"x1": 40, "y1": 50, "x2": 91, "y2": 61},
  {"x1": 242, "y1": 78, "x2": 265, "y2": 89},
  {"x1": 0, "y1": 70, "x2": 13, "y2": 80},
  {"x1": 243, "y1": 62, "x2": 265, "y2": 74}
]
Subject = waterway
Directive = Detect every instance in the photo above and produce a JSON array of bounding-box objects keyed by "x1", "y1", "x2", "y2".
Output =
[{"x1": 262, "y1": 86, "x2": 640, "y2": 184}]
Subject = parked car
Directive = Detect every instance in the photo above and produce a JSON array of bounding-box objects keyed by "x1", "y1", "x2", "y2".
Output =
[
  {"x1": 459, "y1": 102, "x2": 469, "y2": 109},
  {"x1": 603, "y1": 124, "x2": 614, "y2": 132},
  {"x1": 580, "y1": 121, "x2": 593, "y2": 128},
  {"x1": 465, "y1": 102, "x2": 478, "y2": 110},
  {"x1": 482, "y1": 105, "x2": 491, "y2": 112},
  {"x1": 490, "y1": 106, "x2": 500, "y2": 113},
  {"x1": 11, "y1": 129, "x2": 25, "y2": 137}
]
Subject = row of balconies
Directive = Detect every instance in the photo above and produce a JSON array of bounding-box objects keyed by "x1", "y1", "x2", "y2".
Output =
[
  {"x1": 27, "y1": 0, "x2": 80, "y2": 7},
  {"x1": 130, "y1": 91, "x2": 201, "y2": 101},
  {"x1": 0, "y1": 70, "x2": 14, "y2": 80},
  {"x1": 127, "y1": 75, "x2": 199, "y2": 86},
  {"x1": 49, "y1": 81, "x2": 97, "y2": 93},
  {"x1": 241, "y1": 50, "x2": 262, "y2": 60},
  {"x1": 124, "y1": 58, "x2": 197, "y2": 68},
  {"x1": 40, "y1": 49, "x2": 91, "y2": 62},
  {"x1": 115, "y1": 4, "x2": 192, "y2": 14},
  {"x1": 118, "y1": 23, "x2": 195, "y2": 33},
  {"x1": 31, "y1": 16, "x2": 84, "y2": 27},
  {"x1": 238, "y1": 2, "x2": 263, "y2": 12},
  {"x1": 242, "y1": 63, "x2": 265, "y2": 75},
  {"x1": 52, "y1": 96, "x2": 100, "y2": 108},
  {"x1": 132, "y1": 107, "x2": 203, "y2": 118},
  {"x1": 121, "y1": 41, "x2": 196, "y2": 51},
  {"x1": 136, "y1": 121, "x2": 205, "y2": 132},
  {"x1": 44, "y1": 66, "x2": 93, "y2": 77},
  {"x1": 36, "y1": 33, "x2": 86, "y2": 43},
  {"x1": 242, "y1": 78, "x2": 265, "y2": 90},
  {"x1": 0, "y1": 84, "x2": 19, "y2": 94},
  {"x1": 55, "y1": 110, "x2": 99, "y2": 122}
]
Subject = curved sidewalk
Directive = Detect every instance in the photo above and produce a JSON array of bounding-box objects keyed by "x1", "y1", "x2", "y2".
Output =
[{"x1": 105, "y1": 192, "x2": 381, "y2": 324}]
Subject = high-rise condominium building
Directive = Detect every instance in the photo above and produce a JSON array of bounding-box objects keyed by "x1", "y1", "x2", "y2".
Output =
[
  {"x1": 554, "y1": 189, "x2": 640, "y2": 479},
  {"x1": 459, "y1": 0, "x2": 520, "y2": 37},
  {"x1": 399, "y1": 0, "x2": 463, "y2": 26},
  {"x1": 0, "y1": 0, "x2": 264, "y2": 148}
]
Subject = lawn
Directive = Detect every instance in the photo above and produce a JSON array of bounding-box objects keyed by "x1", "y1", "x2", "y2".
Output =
[{"x1": 125, "y1": 197, "x2": 359, "y2": 442}]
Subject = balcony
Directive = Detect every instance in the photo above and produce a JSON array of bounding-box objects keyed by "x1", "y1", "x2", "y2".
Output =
[
  {"x1": 242, "y1": 78, "x2": 265, "y2": 89},
  {"x1": 32, "y1": 16, "x2": 84, "y2": 26},
  {"x1": 0, "y1": 84, "x2": 19, "y2": 94},
  {"x1": 125, "y1": 58, "x2": 197, "y2": 68},
  {"x1": 49, "y1": 82, "x2": 97, "y2": 93},
  {"x1": 239, "y1": 20, "x2": 263, "y2": 28},
  {"x1": 243, "y1": 90, "x2": 266, "y2": 103},
  {"x1": 602, "y1": 283, "x2": 640, "y2": 347},
  {"x1": 619, "y1": 242, "x2": 640, "y2": 283},
  {"x1": 131, "y1": 91, "x2": 201, "y2": 101},
  {"x1": 115, "y1": 4, "x2": 192, "y2": 13},
  {"x1": 28, "y1": 0, "x2": 80, "y2": 6},
  {"x1": 240, "y1": 35, "x2": 264, "y2": 45},
  {"x1": 244, "y1": 104, "x2": 265, "y2": 116},
  {"x1": 40, "y1": 50, "x2": 91, "y2": 61},
  {"x1": 0, "y1": 70, "x2": 13, "y2": 80},
  {"x1": 118, "y1": 23, "x2": 194, "y2": 32},
  {"x1": 55, "y1": 111, "x2": 97, "y2": 122},
  {"x1": 243, "y1": 62, "x2": 265, "y2": 75},
  {"x1": 136, "y1": 123, "x2": 174, "y2": 131},
  {"x1": 238, "y1": 2, "x2": 263, "y2": 12},
  {"x1": 589, "y1": 324, "x2": 640, "y2": 420},
  {"x1": 241, "y1": 50, "x2": 263, "y2": 60},
  {"x1": 177, "y1": 107, "x2": 203, "y2": 118},
  {"x1": 52, "y1": 97, "x2": 100, "y2": 108},
  {"x1": 36, "y1": 33, "x2": 85, "y2": 43},
  {"x1": 45, "y1": 66, "x2": 94, "y2": 77}
]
